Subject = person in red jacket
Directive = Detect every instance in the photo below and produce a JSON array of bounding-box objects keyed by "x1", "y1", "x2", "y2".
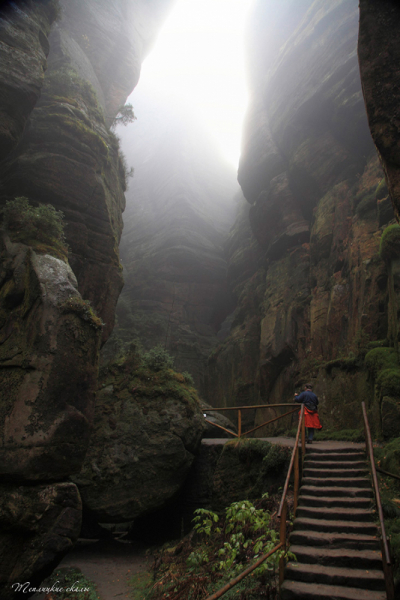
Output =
[{"x1": 294, "y1": 383, "x2": 322, "y2": 443}]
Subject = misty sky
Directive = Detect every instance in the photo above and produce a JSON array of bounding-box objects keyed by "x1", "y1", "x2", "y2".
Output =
[{"x1": 128, "y1": 0, "x2": 252, "y2": 167}]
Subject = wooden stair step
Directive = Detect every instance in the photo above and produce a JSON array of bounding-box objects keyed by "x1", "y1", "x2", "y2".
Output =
[
  {"x1": 304, "y1": 451, "x2": 366, "y2": 462},
  {"x1": 302, "y1": 476, "x2": 371, "y2": 488},
  {"x1": 293, "y1": 517, "x2": 378, "y2": 535},
  {"x1": 284, "y1": 562, "x2": 385, "y2": 591},
  {"x1": 296, "y1": 505, "x2": 374, "y2": 522},
  {"x1": 281, "y1": 579, "x2": 386, "y2": 600},
  {"x1": 304, "y1": 460, "x2": 367, "y2": 470},
  {"x1": 303, "y1": 468, "x2": 368, "y2": 478},
  {"x1": 298, "y1": 494, "x2": 372, "y2": 509},
  {"x1": 289, "y1": 529, "x2": 380, "y2": 550},
  {"x1": 300, "y1": 484, "x2": 373, "y2": 498},
  {"x1": 289, "y1": 544, "x2": 383, "y2": 569}
]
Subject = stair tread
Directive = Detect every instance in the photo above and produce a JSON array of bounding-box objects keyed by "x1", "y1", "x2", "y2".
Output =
[
  {"x1": 289, "y1": 530, "x2": 380, "y2": 548},
  {"x1": 302, "y1": 476, "x2": 371, "y2": 487},
  {"x1": 294, "y1": 517, "x2": 377, "y2": 533},
  {"x1": 304, "y1": 461, "x2": 367, "y2": 468},
  {"x1": 305, "y1": 452, "x2": 365, "y2": 459},
  {"x1": 289, "y1": 544, "x2": 382, "y2": 562},
  {"x1": 300, "y1": 485, "x2": 373, "y2": 497},
  {"x1": 285, "y1": 561, "x2": 384, "y2": 581},
  {"x1": 306, "y1": 446, "x2": 365, "y2": 453},
  {"x1": 304, "y1": 468, "x2": 368, "y2": 474},
  {"x1": 281, "y1": 579, "x2": 386, "y2": 600},
  {"x1": 299, "y1": 495, "x2": 371, "y2": 505},
  {"x1": 297, "y1": 506, "x2": 374, "y2": 518}
]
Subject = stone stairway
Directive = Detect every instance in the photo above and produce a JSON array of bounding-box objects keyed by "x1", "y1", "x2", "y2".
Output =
[{"x1": 281, "y1": 444, "x2": 387, "y2": 600}]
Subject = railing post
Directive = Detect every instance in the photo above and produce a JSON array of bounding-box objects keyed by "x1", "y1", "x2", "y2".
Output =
[
  {"x1": 279, "y1": 499, "x2": 287, "y2": 591},
  {"x1": 238, "y1": 409, "x2": 242, "y2": 438},
  {"x1": 301, "y1": 410, "x2": 305, "y2": 469},
  {"x1": 293, "y1": 445, "x2": 299, "y2": 515}
]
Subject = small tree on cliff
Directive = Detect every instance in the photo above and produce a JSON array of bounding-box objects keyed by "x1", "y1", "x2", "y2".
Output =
[{"x1": 111, "y1": 103, "x2": 136, "y2": 128}]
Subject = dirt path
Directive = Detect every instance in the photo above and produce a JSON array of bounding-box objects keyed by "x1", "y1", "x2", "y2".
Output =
[{"x1": 59, "y1": 538, "x2": 149, "y2": 600}]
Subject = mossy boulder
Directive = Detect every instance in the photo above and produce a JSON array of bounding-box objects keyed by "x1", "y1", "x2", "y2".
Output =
[
  {"x1": 377, "y1": 437, "x2": 400, "y2": 476},
  {"x1": 0, "y1": 482, "x2": 81, "y2": 600},
  {"x1": 211, "y1": 439, "x2": 290, "y2": 511},
  {"x1": 0, "y1": 235, "x2": 101, "y2": 482},
  {"x1": 72, "y1": 354, "x2": 205, "y2": 522},
  {"x1": 381, "y1": 398, "x2": 400, "y2": 440},
  {"x1": 365, "y1": 347, "x2": 399, "y2": 377},
  {"x1": 379, "y1": 224, "x2": 400, "y2": 264},
  {"x1": 376, "y1": 369, "x2": 400, "y2": 399}
]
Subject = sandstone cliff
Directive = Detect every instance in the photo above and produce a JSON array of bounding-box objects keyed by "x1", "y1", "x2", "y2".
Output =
[
  {"x1": 0, "y1": 0, "x2": 173, "y2": 594},
  {"x1": 358, "y1": 0, "x2": 400, "y2": 221},
  {"x1": 105, "y1": 92, "x2": 239, "y2": 393},
  {"x1": 206, "y1": 0, "x2": 399, "y2": 436}
]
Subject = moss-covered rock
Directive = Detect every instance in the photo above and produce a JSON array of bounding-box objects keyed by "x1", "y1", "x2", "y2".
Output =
[
  {"x1": 381, "y1": 398, "x2": 400, "y2": 440},
  {"x1": 379, "y1": 225, "x2": 400, "y2": 265},
  {"x1": 72, "y1": 353, "x2": 205, "y2": 522},
  {"x1": 0, "y1": 236, "x2": 101, "y2": 482},
  {"x1": 211, "y1": 439, "x2": 290, "y2": 511},
  {"x1": 365, "y1": 347, "x2": 399, "y2": 378},
  {"x1": 0, "y1": 482, "x2": 81, "y2": 600},
  {"x1": 376, "y1": 369, "x2": 400, "y2": 399}
]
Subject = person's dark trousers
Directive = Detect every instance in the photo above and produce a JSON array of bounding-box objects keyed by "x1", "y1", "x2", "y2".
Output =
[{"x1": 307, "y1": 427, "x2": 315, "y2": 441}]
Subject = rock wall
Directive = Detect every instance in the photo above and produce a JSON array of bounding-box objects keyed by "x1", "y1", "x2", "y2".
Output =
[
  {"x1": 0, "y1": 0, "x2": 173, "y2": 595},
  {"x1": 358, "y1": 0, "x2": 400, "y2": 221},
  {"x1": 104, "y1": 94, "x2": 239, "y2": 393},
  {"x1": 206, "y1": 0, "x2": 398, "y2": 435}
]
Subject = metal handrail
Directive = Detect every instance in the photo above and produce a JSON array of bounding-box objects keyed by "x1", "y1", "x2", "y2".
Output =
[
  {"x1": 276, "y1": 404, "x2": 305, "y2": 590},
  {"x1": 205, "y1": 403, "x2": 299, "y2": 439},
  {"x1": 278, "y1": 404, "x2": 305, "y2": 518},
  {"x1": 202, "y1": 404, "x2": 303, "y2": 600},
  {"x1": 204, "y1": 542, "x2": 284, "y2": 600},
  {"x1": 361, "y1": 402, "x2": 395, "y2": 600}
]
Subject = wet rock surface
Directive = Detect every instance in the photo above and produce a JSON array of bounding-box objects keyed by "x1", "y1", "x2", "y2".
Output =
[
  {"x1": 206, "y1": 0, "x2": 398, "y2": 436},
  {"x1": 73, "y1": 354, "x2": 205, "y2": 523},
  {"x1": 0, "y1": 0, "x2": 174, "y2": 590},
  {"x1": 105, "y1": 95, "x2": 239, "y2": 393},
  {"x1": 358, "y1": 0, "x2": 400, "y2": 220},
  {"x1": 0, "y1": 236, "x2": 100, "y2": 482},
  {"x1": 0, "y1": 481, "x2": 81, "y2": 600}
]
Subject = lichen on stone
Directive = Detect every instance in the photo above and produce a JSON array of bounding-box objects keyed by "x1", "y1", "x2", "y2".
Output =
[{"x1": 59, "y1": 296, "x2": 104, "y2": 329}]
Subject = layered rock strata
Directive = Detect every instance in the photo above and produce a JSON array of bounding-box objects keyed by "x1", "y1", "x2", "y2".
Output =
[
  {"x1": 106, "y1": 94, "x2": 239, "y2": 393},
  {"x1": 0, "y1": 0, "x2": 173, "y2": 593},
  {"x1": 206, "y1": 0, "x2": 397, "y2": 435},
  {"x1": 358, "y1": 0, "x2": 400, "y2": 220}
]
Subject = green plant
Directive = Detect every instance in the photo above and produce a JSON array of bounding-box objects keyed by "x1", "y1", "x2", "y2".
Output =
[
  {"x1": 142, "y1": 345, "x2": 174, "y2": 371},
  {"x1": 182, "y1": 371, "x2": 195, "y2": 386},
  {"x1": 2, "y1": 196, "x2": 68, "y2": 260},
  {"x1": 111, "y1": 103, "x2": 136, "y2": 128},
  {"x1": 145, "y1": 494, "x2": 294, "y2": 600}
]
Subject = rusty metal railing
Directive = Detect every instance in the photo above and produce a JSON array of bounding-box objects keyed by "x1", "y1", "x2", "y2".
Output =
[
  {"x1": 362, "y1": 402, "x2": 395, "y2": 600},
  {"x1": 202, "y1": 404, "x2": 304, "y2": 600},
  {"x1": 204, "y1": 403, "x2": 299, "y2": 438},
  {"x1": 277, "y1": 404, "x2": 305, "y2": 590}
]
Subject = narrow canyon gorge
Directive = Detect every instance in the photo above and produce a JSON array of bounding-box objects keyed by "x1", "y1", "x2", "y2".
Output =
[{"x1": 0, "y1": 0, "x2": 400, "y2": 597}]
